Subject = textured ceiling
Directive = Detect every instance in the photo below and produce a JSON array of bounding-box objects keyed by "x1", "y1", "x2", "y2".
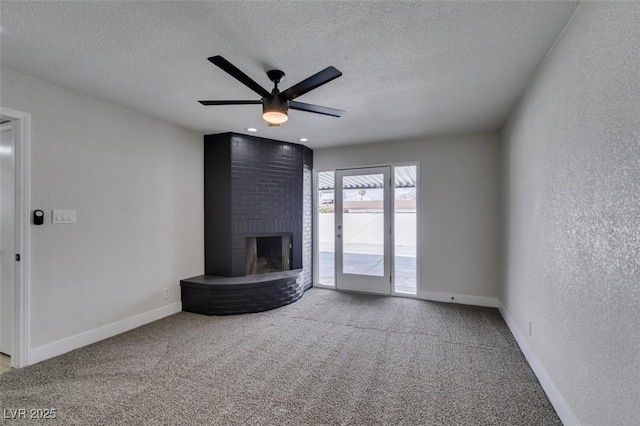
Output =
[{"x1": 0, "y1": 1, "x2": 579, "y2": 148}]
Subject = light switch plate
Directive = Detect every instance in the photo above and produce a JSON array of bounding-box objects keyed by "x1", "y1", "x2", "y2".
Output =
[{"x1": 52, "y1": 210, "x2": 77, "y2": 223}]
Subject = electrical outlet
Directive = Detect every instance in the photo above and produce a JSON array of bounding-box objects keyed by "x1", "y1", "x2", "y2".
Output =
[{"x1": 163, "y1": 288, "x2": 170, "y2": 299}]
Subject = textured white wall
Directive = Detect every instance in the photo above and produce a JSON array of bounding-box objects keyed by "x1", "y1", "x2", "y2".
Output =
[
  {"x1": 502, "y1": 2, "x2": 640, "y2": 424},
  {"x1": 315, "y1": 133, "x2": 501, "y2": 299},
  {"x1": 0, "y1": 68, "x2": 204, "y2": 350}
]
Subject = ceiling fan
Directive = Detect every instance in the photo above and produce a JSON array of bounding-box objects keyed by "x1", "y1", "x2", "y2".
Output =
[{"x1": 199, "y1": 55, "x2": 345, "y2": 126}]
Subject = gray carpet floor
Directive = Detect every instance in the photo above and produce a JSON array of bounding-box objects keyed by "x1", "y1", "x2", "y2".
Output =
[{"x1": 0, "y1": 289, "x2": 560, "y2": 425}]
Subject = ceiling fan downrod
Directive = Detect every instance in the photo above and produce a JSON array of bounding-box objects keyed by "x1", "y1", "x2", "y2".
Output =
[{"x1": 267, "y1": 69, "x2": 285, "y2": 95}]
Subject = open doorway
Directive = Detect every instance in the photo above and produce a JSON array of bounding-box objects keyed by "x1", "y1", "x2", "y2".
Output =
[
  {"x1": 0, "y1": 117, "x2": 16, "y2": 372},
  {"x1": 0, "y1": 107, "x2": 30, "y2": 369}
]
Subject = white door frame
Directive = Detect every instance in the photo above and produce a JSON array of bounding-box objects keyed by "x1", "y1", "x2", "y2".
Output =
[
  {"x1": 335, "y1": 166, "x2": 391, "y2": 295},
  {"x1": 1, "y1": 107, "x2": 31, "y2": 368}
]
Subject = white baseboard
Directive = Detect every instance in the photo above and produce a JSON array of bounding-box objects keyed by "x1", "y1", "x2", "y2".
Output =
[
  {"x1": 419, "y1": 290, "x2": 498, "y2": 308},
  {"x1": 28, "y1": 302, "x2": 182, "y2": 365},
  {"x1": 313, "y1": 285, "x2": 498, "y2": 308},
  {"x1": 498, "y1": 301, "x2": 578, "y2": 426}
]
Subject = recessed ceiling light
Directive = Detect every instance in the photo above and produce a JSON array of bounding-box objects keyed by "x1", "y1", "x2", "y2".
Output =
[
  {"x1": 298, "y1": 138, "x2": 308, "y2": 142},
  {"x1": 246, "y1": 127, "x2": 258, "y2": 132}
]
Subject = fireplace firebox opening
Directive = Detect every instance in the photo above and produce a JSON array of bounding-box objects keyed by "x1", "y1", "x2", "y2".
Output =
[{"x1": 246, "y1": 235, "x2": 292, "y2": 276}]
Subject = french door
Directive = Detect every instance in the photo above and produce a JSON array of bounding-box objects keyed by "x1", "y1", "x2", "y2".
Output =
[{"x1": 335, "y1": 167, "x2": 391, "y2": 294}]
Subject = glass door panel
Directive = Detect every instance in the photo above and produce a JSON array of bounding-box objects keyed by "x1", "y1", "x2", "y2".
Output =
[
  {"x1": 394, "y1": 165, "x2": 417, "y2": 294},
  {"x1": 335, "y1": 167, "x2": 391, "y2": 294},
  {"x1": 317, "y1": 171, "x2": 335, "y2": 286}
]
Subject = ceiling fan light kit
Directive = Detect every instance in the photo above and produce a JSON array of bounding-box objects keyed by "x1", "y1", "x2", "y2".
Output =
[
  {"x1": 199, "y1": 55, "x2": 345, "y2": 127},
  {"x1": 262, "y1": 95, "x2": 289, "y2": 125}
]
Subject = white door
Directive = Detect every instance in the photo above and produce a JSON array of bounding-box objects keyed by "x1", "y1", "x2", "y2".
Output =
[
  {"x1": 0, "y1": 118, "x2": 16, "y2": 356},
  {"x1": 335, "y1": 167, "x2": 391, "y2": 294}
]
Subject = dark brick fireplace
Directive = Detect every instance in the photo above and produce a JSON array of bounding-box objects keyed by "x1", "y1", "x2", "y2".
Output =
[{"x1": 180, "y1": 132, "x2": 312, "y2": 315}]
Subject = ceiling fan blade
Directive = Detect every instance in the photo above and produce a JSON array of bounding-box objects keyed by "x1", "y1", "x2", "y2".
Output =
[
  {"x1": 208, "y1": 56, "x2": 271, "y2": 98},
  {"x1": 289, "y1": 101, "x2": 345, "y2": 117},
  {"x1": 199, "y1": 100, "x2": 262, "y2": 105},
  {"x1": 281, "y1": 66, "x2": 342, "y2": 100}
]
